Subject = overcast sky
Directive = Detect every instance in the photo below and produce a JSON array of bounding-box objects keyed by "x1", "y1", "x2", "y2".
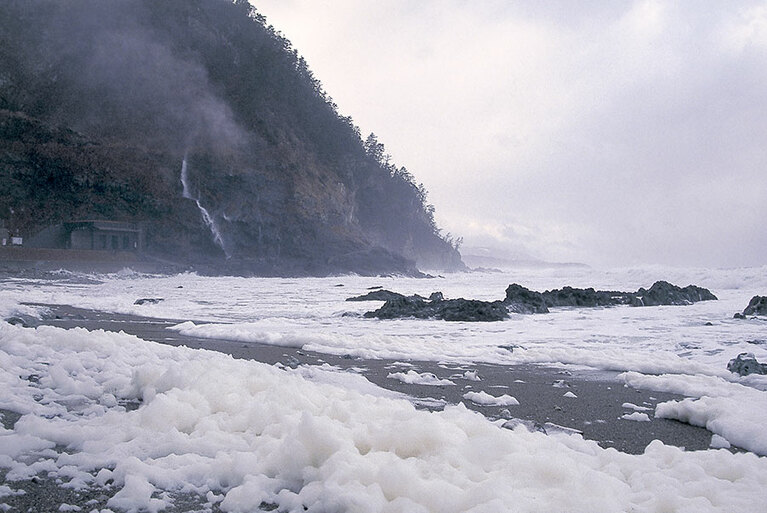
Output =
[{"x1": 254, "y1": 1, "x2": 767, "y2": 267}]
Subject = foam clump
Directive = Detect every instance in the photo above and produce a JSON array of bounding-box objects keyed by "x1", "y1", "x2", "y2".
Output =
[
  {"x1": 624, "y1": 372, "x2": 767, "y2": 455},
  {"x1": 621, "y1": 412, "x2": 651, "y2": 422},
  {"x1": 387, "y1": 370, "x2": 454, "y2": 386},
  {"x1": 463, "y1": 390, "x2": 520, "y2": 406}
]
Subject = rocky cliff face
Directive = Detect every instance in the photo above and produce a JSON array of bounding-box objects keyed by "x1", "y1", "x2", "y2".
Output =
[{"x1": 0, "y1": 0, "x2": 464, "y2": 275}]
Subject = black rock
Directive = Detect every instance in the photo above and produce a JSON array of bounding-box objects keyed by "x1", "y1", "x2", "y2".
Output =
[
  {"x1": 503, "y1": 284, "x2": 549, "y2": 314},
  {"x1": 345, "y1": 290, "x2": 406, "y2": 302},
  {"x1": 134, "y1": 298, "x2": 164, "y2": 305},
  {"x1": 504, "y1": 281, "x2": 715, "y2": 312},
  {"x1": 435, "y1": 299, "x2": 508, "y2": 322},
  {"x1": 734, "y1": 312, "x2": 747, "y2": 319},
  {"x1": 632, "y1": 281, "x2": 717, "y2": 307},
  {"x1": 727, "y1": 353, "x2": 767, "y2": 376},
  {"x1": 541, "y1": 286, "x2": 630, "y2": 308},
  {"x1": 364, "y1": 296, "x2": 509, "y2": 322},
  {"x1": 358, "y1": 279, "x2": 717, "y2": 322},
  {"x1": 743, "y1": 296, "x2": 767, "y2": 316}
]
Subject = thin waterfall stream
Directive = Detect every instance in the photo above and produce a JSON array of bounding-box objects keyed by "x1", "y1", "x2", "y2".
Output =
[{"x1": 181, "y1": 158, "x2": 230, "y2": 258}]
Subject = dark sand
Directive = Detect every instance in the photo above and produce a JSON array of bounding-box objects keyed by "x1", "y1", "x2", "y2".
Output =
[{"x1": 31, "y1": 303, "x2": 715, "y2": 455}]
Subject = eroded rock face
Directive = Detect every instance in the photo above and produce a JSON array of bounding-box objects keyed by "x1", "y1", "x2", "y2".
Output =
[
  {"x1": 727, "y1": 353, "x2": 767, "y2": 376},
  {"x1": 743, "y1": 296, "x2": 767, "y2": 316}
]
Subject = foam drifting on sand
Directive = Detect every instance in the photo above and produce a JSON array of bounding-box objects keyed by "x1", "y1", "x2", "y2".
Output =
[
  {"x1": 2, "y1": 322, "x2": 767, "y2": 512},
  {"x1": 622, "y1": 372, "x2": 767, "y2": 455},
  {"x1": 463, "y1": 391, "x2": 520, "y2": 407},
  {"x1": 387, "y1": 370, "x2": 455, "y2": 386}
]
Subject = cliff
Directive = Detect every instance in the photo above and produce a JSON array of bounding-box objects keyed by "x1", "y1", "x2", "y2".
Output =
[{"x1": 0, "y1": 0, "x2": 464, "y2": 275}]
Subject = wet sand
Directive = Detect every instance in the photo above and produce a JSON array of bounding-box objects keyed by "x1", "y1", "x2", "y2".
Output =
[{"x1": 31, "y1": 303, "x2": 715, "y2": 455}]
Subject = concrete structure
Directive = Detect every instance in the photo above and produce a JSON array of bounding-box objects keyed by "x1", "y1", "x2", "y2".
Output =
[
  {"x1": 27, "y1": 220, "x2": 143, "y2": 252},
  {"x1": 0, "y1": 219, "x2": 8, "y2": 246},
  {"x1": 65, "y1": 220, "x2": 143, "y2": 251}
]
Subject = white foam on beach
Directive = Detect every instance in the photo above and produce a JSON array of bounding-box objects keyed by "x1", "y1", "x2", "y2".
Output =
[
  {"x1": 622, "y1": 372, "x2": 767, "y2": 455},
  {"x1": 1, "y1": 266, "x2": 766, "y2": 377},
  {"x1": 622, "y1": 402, "x2": 652, "y2": 412},
  {"x1": 387, "y1": 370, "x2": 454, "y2": 386},
  {"x1": 620, "y1": 412, "x2": 651, "y2": 422},
  {"x1": 462, "y1": 370, "x2": 481, "y2": 381},
  {"x1": 2, "y1": 267, "x2": 767, "y2": 445},
  {"x1": 463, "y1": 391, "x2": 520, "y2": 407},
  {"x1": 2, "y1": 322, "x2": 767, "y2": 512},
  {"x1": 3, "y1": 265, "x2": 767, "y2": 509}
]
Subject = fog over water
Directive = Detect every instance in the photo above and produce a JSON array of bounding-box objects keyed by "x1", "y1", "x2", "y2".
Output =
[{"x1": 254, "y1": 1, "x2": 767, "y2": 267}]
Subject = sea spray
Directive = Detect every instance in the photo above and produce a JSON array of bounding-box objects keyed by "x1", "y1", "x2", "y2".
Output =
[{"x1": 180, "y1": 157, "x2": 230, "y2": 258}]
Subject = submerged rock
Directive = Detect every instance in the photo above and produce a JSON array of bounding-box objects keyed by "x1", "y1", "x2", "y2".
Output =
[
  {"x1": 727, "y1": 353, "x2": 767, "y2": 376},
  {"x1": 364, "y1": 296, "x2": 509, "y2": 322},
  {"x1": 742, "y1": 296, "x2": 767, "y2": 316},
  {"x1": 134, "y1": 298, "x2": 164, "y2": 305}
]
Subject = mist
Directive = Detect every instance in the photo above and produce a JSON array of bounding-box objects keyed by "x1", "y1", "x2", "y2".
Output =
[
  {"x1": 254, "y1": 0, "x2": 767, "y2": 268},
  {"x1": 3, "y1": 0, "x2": 247, "y2": 155}
]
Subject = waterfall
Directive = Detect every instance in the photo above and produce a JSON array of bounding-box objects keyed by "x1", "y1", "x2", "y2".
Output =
[{"x1": 180, "y1": 158, "x2": 230, "y2": 258}]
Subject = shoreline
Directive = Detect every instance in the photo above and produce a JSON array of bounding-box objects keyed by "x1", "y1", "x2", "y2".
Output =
[{"x1": 30, "y1": 303, "x2": 715, "y2": 455}]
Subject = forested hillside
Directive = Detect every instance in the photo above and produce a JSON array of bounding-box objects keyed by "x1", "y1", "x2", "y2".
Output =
[{"x1": 0, "y1": 0, "x2": 464, "y2": 274}]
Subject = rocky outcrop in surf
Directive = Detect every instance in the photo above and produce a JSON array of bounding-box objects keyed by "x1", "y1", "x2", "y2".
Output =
[
  {"x1": 727, "y1": 353, "x2": 767, "y2": 376},
  {"x1": 630, "y1": 281, "x2": 717, "y2": 307},
  {"x1": 364, "y1": 296, "x2": 509, "y2": 322},
  {"x1": 357, "y1": 280, "x2": 717, "y2": 321},
  {"x1": 504, "y1": 281, "x2": 717, "y2": 313},
  {"x1": 736, "y1": 296, "x2": 767, "y2": 318}
]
